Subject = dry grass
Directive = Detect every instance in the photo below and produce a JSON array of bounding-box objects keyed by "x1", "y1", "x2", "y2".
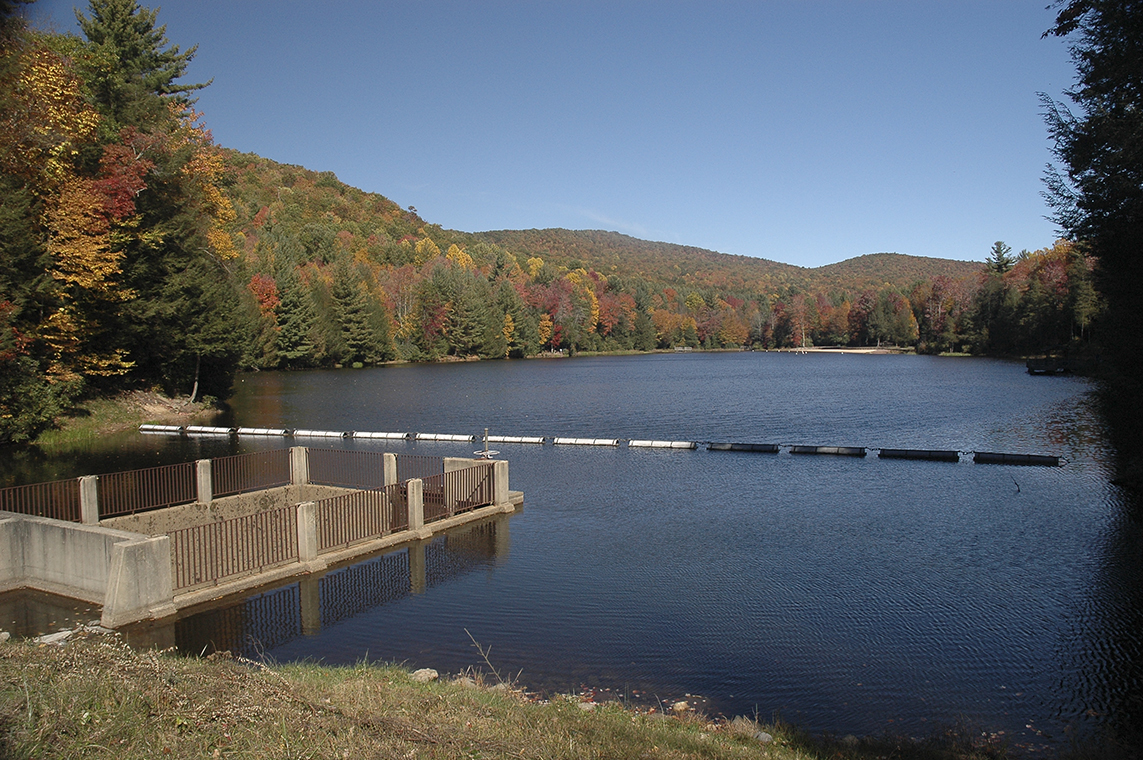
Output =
[
  {"x1": 0, "y1": 631, "x2": 1018, "y2": 760},
  {"x1": 36, "y1": 390, "x2": 218, "y2": 446}
]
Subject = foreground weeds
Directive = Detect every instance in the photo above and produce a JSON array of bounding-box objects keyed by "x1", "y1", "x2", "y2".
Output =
[{"x1": 1, "y1": 631, "x2": 1023, "y2": 759}]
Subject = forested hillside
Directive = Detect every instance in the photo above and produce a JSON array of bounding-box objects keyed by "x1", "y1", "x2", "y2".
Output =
[{"x1": 0, "y1": 0, "x2": 1104, "y2": 444}]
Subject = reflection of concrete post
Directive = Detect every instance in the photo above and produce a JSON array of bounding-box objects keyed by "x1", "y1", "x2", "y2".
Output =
[
  {"x1": 407, "y1": 479, "x2": 424, "y2": 533},
  {"x1": 290, "y1": 446, "x2": 309, "y2": 486},
  {"x1": 409, "y1": 542, "x2": 426, "y2": 594},
  {"x1": 383, "y1": 453, "x2": 397, "y2": 487},
  {"x1": 493, "y1": 460, "x2": 509, "y2": 506},
  {"x1": 493, "y1": 514, "x2": 510, "y2": 559},
  {"x1": 195, "y1": 459, "x2": 212, "y2": 505},
  {"x1": 297, "y1": 501, "x2": 318, "y2": 563},
  {"x1": 79, "y1": 476, "x2": 99, "y2": 525},
  {"x1": 300, "y1": 575, "x2": 321, "y2": 635}
]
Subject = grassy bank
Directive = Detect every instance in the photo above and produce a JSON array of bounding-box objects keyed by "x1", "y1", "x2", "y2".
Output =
[
  {"x1": 0, "y1": 631, "x2": 1018, "y2": 760},
  {"x1": 34, "y1": 391, "x2": 220, "y2": 447}
]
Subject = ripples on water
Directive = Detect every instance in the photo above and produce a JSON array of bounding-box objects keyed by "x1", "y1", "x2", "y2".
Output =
[{"x1": 8, "y1": 353, "x2": 1142, "y2": 752}]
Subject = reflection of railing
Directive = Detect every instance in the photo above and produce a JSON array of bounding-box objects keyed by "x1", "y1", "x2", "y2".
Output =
[
  {"x1": 213, "y1": 449, "x2": 290, "y2": 497},
  {"x1": 170, "y1": 505, "x2": 299, "y2": 592},
  {"x1": 173, "y1": 517, "x2": 508, "y2": 658},
  {"x1": 320, "y1": 549, "x2": 411, "y2": 629},
  {"x1": 0, "y1": 478, "x2": 80, "y2": 522},
  {"x1": 174, "y1": 583, "x2": 302, "y2": 656},
  {"x1": 315, "y1": 483, "x2": 406, "y2": 553},
  {"x1": 424, "y1": 523, "x2": 500, "y2": 589},
  {"x1": 99, "y1": 462, "x2": 196, "y2": 517}
]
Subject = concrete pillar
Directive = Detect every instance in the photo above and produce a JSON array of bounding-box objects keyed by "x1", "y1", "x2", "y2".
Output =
[
  {"x1": 290, "y1": 446, "x2": 309, "y2": 486},
  {"x1": 101, "y1": 535, "x2": 175, "y2": 628},
  {"x1": 383, "y1": 453, "x2": 397, "y2": 487},
  {"x1": 195, "y1": 459, "x2": 212, "y2": 505},
  {"x1": 300, "y1": 575, "x2": 321, "y2": 635},
  {"x1": 443, "y1": 457, "x2": 476, "y2": 473},
  {"x1": 407, "y1": 479, "x2": 424, "y2": 533},
  {"x1": 408, "y1": 541, "x2": 426, "y2": 595},
  {"x1": 79, "y1": 476, "x2": 99, "y2": 525},
  {"x1": 297, "y1": 501, "x2": 318, "y2": 563},
  {"x1": 493, "y1": 460, "x2": 509, "y2": 506}
]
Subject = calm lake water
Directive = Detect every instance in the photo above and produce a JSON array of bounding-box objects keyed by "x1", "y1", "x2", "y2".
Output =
[{"x1": 6, "y1": 352, "x2": 1141, "y2": 752}]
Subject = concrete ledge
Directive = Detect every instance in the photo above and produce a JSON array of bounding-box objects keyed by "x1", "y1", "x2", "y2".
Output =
[{"x1": 0, "y1": 511, "x2": 146, "y2": 603}]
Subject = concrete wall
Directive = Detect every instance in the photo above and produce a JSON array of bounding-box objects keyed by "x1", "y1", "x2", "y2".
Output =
[
  {"x1": 0, "y1": 511, "x2": 174, "y2": 628},
  {"x1": 101, "y1": 484, "x2": 351, "y2": 535}
]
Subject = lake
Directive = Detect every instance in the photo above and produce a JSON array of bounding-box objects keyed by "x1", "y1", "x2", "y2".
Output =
[{"x1": 5, "y1": 351, "x2": 1140, "y2": 752}]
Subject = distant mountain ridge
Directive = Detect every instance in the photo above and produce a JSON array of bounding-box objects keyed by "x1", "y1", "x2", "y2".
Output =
[{"x1": 472, "y1": 228, "x2": 980, "y2": 294}]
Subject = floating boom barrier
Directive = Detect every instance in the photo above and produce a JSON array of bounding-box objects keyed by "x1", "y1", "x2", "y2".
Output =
[
  {"x1": 184, "y1": 425, "x2": 236, "y2": 436},
  {"x1": 878, "y1": 448, "x2": 961, "y2": 462},
  {"x1": 628, "y1": 440, "x2": 697, "y2": 449},
  {"x1": 237, "y1": 427, "x2": 290, "y2": 437},
  {"x1": 416, "y1": 432, "x2": 475, "y2": 442},
  {"x1": 292, "y1": 429, "x2": 348, "y2": 438},
  {"x1": 973, "y1": 451, "x2": 1061, "y2": 467},
  {"x1": 707, "y1": 442, "x2": 780, "y2": 453},
  {"x1": 141, "y1": 426, "x2": 1061, "y2": 466},
  {"x1": 553, "y1": 437, "x2": 620, "y2": 447},
  {"x1": 487, "y1": 435, "x2": 545, "y2": 444},
  {"x1": 139, "y1": 424, "x2": 184, "y2": 435},
  {"x1": 789, "y1": 445, "x2": 867, "y2": 457}
]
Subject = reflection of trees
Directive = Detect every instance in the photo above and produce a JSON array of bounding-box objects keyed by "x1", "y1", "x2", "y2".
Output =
[{"x1": 1058, "y1": 489, "x2": 1143, "y2": 752}]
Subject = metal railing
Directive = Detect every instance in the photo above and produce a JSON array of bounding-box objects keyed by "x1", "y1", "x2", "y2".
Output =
[
  {"x1": 315, "y1": 482, "x2": 406, "y2": 553},
  {"x1": 169, "y1": 504, "x2": 299, "y2": 592},
  {"x1": 396, "y1": 454, "x2": 443, "y2": 483},
  {"x1": 0, "y1": 478, "x2": 81, "y2": 522},
  {"x1": 213, "y1": 449, "x2": 291, "y2": 497},
  {"x1": 422, "y1": 462, "x2": 495, "y2": 524},
  {"x1": 98, "y1": 462, "x2": 196, "y2": 518},
  {"x1": 308, "y1": 448, "x2": 388, "y2": 489}
]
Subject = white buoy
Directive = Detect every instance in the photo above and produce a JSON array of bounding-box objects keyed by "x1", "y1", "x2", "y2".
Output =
[
  {"x1": 416, "y1": 432, "x2": 475, "y2": 442},
  {"x1": 185, "y1": 425, "x2": 236, "y2": 436},
  {"x1": 628, "y1": 440, "x2": 696, "y2": 449},
  {"x1": 487, "y1": 435, "x2": 545, "y2": 444},
  {"x1": 351, "y1": 431, "x2": 410, "y2": 439},
  {"x1": 552, "y1": 437, "x2": 620, "y2": 447},
  {"x1": 292, "y1": 429, "x2": 347, "y2": 438},
  {"x1": 237, "y1": 427, "x2": 290, "y2": 436},
  {"x1": 139, "y1": 424, "x2": 184, "y2": 434}
]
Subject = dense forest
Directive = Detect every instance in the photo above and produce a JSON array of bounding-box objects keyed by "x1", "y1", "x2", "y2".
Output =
[{"x1": 0, "y1": 0, "x2": 1105, "y2": 444}]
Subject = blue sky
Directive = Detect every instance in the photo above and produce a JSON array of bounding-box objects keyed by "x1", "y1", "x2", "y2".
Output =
[{"x1": 32, "y1": 1, "x2": 1076, "y2": 268}]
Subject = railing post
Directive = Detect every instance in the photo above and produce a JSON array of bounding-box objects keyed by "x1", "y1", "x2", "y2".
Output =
[
  {"x1": 290, "y1": 446, "x2": 309, "y2": 486},
  {"x1": 297, "y1": 501, "x2": 318, "y2": 563},
  {"x1": 493, "y1": 460, "x2": 509, "y2": 506},
  {"x1": 383, "y1": 453, "x2": 397, "y2": 487},
  {"x1": 407, "y1": 478, "x2": 425, "y2": 535},
  {"x1": 195, "y1": 459, "x2": 212, "y2": 505},
  {"x1": 79, "y1": 476, "x2": 100, "y2": 524}
]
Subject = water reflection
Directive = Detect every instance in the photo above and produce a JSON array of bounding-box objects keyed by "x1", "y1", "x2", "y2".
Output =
[
  {"x1": 143, "y1": 515, "x2": 510, "y2": 661},
  {"x1": 0, "y1": 589, "x2": 98, "y2": 638}
]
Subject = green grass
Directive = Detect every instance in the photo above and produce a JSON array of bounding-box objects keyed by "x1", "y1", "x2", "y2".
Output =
[
  {"x1": 34, "y1": 391, "x2": 217, "y2": 447},
  {"x1": 0, "y1": 632, "x2": 1026, "y2": 760}
]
